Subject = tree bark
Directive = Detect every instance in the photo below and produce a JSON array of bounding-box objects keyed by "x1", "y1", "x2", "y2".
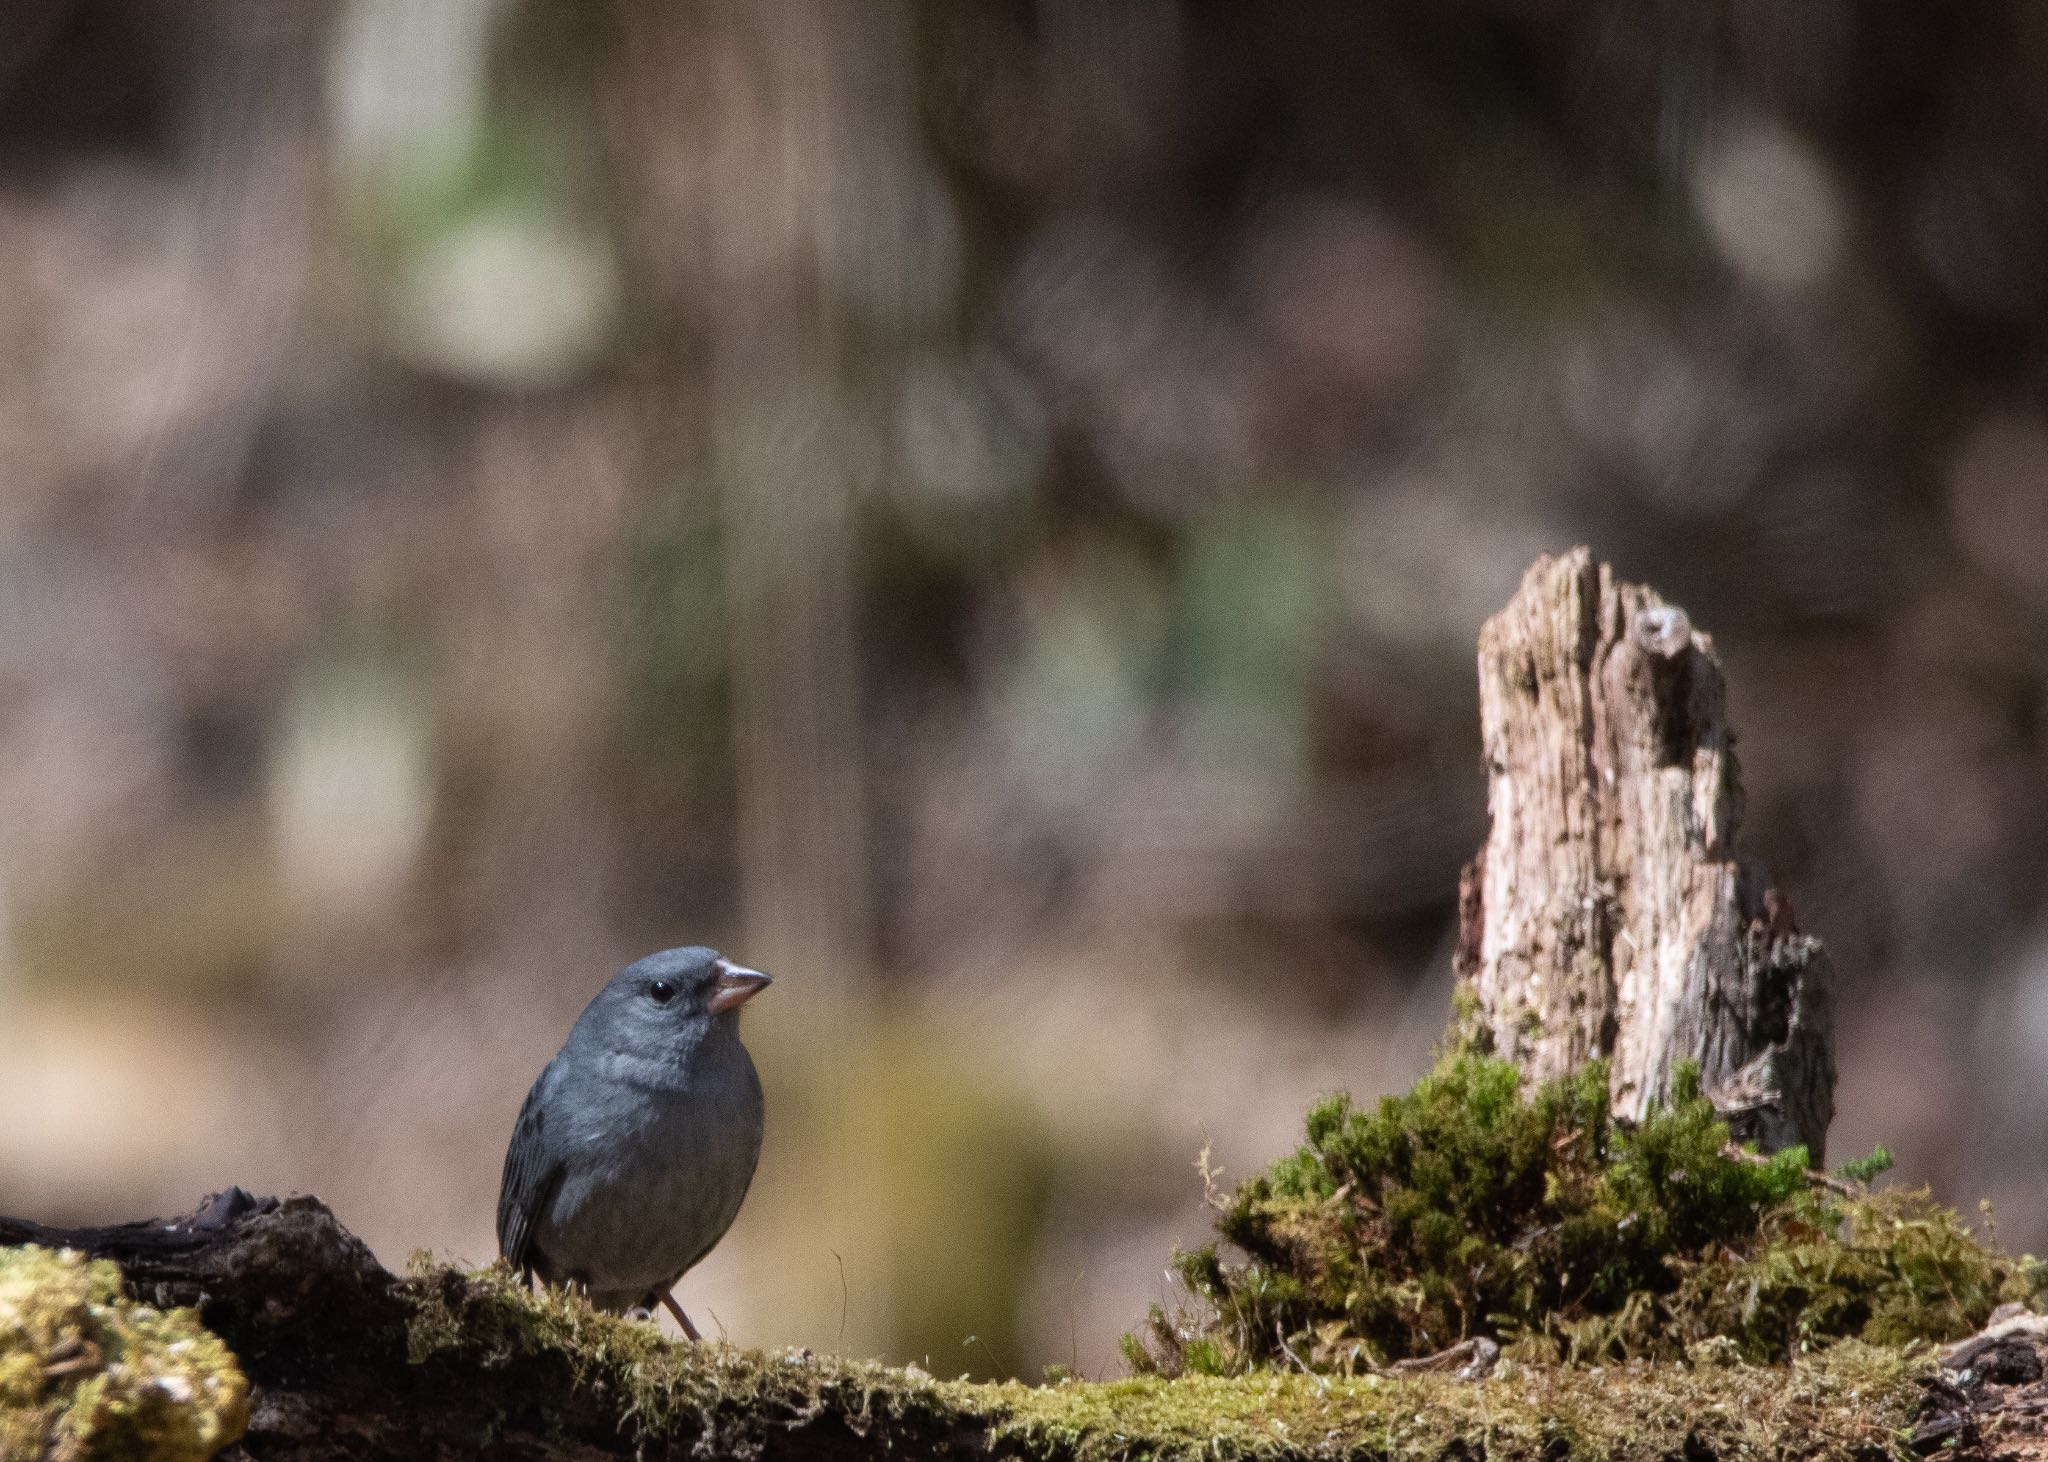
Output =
[{"x1": 1454, "y1": 548, "x2": 1835, "y2": 1157}]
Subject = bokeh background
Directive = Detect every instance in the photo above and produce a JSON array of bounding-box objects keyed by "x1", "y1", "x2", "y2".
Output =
[{"x1": 5, "y1": 0, "x2": 2048, "y2": 1381}]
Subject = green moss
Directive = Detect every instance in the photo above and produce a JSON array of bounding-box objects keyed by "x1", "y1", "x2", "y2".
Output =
[
  {"x1": 0, "y1": 1193, "x2": 1956, "y2": 1462},
  {"x1": 1129, "y1": 1051, "x2": 2046, "y2": 1375},
  {"x1": 404, "y1": 1258, "x2": 1929, "y2": 1461},
  {"x1": 0, "y1": 1245, "x2": 249, "y2": 1461},
  {"x1": 404, "y1": 1260, "x2": 975, "y2": 1450},
  {"x1": 991, "y1": 1342, "x2": 1924, "y2": 1462},
  {"x1": 1836, "y1": 1146, "x2": 1895, "y2": 1187}
]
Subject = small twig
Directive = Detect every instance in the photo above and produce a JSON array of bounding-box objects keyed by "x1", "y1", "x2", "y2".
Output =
[
  {"x1": 1719, "y1": 1143, "x2": 1859, "y2": 1197},
  {"x1": 1274, "y1": 1323, "x2": 1330, "y2": 1392},
  {"x1": 1067, "y1": 1268, "x2": 1084, "y2": 1379},
  {"x1": 962, "y1": 1333, "x2": 1011, "y2": 1379},
  {"x1": 1384, "y1": 1336, "x2": 1501, "y2": 1380},
  {"x1": 1195, "y1": 1136, "x2": 1226, "y2": 1210},
  {"x1": 41, "y1": 1337, "x2": 101, "y2": 1379},
  {"x1": 830, "y1": 1249, "x2": 849, "y2": 1349}
]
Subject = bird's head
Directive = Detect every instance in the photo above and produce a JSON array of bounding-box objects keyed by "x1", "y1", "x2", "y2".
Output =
[{"x1": 588, "y1": 946, "x2": 772, "y2": 1062}]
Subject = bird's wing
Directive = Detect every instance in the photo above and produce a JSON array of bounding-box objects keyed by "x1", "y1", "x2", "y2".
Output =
[{"x1": 496, "y1": 1060, "x2": 567, "y2": 1274}]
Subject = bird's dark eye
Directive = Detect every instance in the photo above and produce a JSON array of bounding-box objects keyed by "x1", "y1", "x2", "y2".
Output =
[{"x1": 648, "y1": 979, "x2": 677, "y2": 1004}]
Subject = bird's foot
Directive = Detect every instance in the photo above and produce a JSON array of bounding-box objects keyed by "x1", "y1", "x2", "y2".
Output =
[{"x1": 659, "y1": 1290, "x2": 702, "y2": 1341}]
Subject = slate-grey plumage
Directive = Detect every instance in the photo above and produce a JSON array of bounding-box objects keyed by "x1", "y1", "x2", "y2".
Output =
[{"x1": 497, "y1": 947, "x2": 771, "y2": 1337}]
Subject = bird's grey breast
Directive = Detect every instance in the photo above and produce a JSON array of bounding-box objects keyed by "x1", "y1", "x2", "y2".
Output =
[{"x1": 535, "y1": 1036, "x2": 764, "y2": 1294}]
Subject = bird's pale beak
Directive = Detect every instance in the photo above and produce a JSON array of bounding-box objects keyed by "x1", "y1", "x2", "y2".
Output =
[{"x1": 707, "y1": 960, "x2": 772, "y2": 1016}]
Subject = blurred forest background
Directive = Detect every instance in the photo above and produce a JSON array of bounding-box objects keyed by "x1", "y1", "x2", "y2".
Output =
[{"x1": 4, "y1": 0, "x2": 2048, "y2": 1382}]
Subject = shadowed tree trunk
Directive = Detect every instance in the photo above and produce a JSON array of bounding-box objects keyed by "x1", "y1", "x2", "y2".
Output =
[{"x1": 1453, "y1": 548, "x2": 1835, "y2": 1158}]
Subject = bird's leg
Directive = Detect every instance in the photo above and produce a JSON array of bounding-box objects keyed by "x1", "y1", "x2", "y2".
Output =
[{"x1": 659, "y1": 1290, "x2": 702, "y2": 1341}]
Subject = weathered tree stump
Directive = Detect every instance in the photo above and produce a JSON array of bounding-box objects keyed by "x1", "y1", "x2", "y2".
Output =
[{"x1": 1454, "y1": 548, "x2": 1835, "y2": 1157}]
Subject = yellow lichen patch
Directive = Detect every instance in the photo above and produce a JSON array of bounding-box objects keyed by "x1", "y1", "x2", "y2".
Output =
[{"x1": 0, "y1": 1245, "x2": 249, "y2": 1461}]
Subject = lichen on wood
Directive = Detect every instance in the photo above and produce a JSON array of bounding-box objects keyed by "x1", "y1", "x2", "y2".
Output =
[
  {"x1": 0, "y1": 1193, "x2": 1966, "y2": 1461},
  {"x1": 0, "y1": 1244, "x2": 248, "y2": 1461},
  {"x1": 1456, "y1": 548, "x2": 1835, "y2": 1157}
]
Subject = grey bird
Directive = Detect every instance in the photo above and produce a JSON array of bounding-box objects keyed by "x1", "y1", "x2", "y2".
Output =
[{"x1": 496, "y1": 946, "x2": 772, "y2": 1337}]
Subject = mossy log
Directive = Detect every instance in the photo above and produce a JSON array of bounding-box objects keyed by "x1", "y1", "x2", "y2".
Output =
[
  {"x1": 1455, "y1": 549, "x2": 1835, "y2": 1158},
  {"x1": 0, "y1": 1189, "x2": 2030, "y2": 1460}
]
